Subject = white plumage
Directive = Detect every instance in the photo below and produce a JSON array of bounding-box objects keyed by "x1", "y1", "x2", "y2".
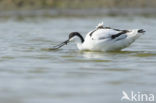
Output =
[
  {"x1": 52, "y1": 22, "x2": 145, "y2": 52},
  {"x1": 76, "y1": 23, "x2": 145, "y2": 51}
]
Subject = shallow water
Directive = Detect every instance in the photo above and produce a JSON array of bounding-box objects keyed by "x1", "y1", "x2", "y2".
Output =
[{"x1": 0, "y1": 16, "x2": 156, "y2": 103}]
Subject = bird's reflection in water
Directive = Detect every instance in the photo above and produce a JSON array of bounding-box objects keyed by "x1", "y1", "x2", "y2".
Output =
[
  {"x1": 79, "y1": 50, "x2": 152, "y2": 59},
  {"x1": 80, "y1": 51, "x2": 107, "y2": 59}
]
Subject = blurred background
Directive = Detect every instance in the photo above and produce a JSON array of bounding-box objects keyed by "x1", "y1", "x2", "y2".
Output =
[
  {"x1": 0, "y1": 0, "x2": 156, "y2": 17},
  {"x1": 0, "y1": 0, "x2": 156, "y2": 103}
]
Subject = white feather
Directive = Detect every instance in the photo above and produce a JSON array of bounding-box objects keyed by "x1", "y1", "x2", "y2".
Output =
[{"x1": 75, "y1": 23, "x2": 145, "y2": 51}]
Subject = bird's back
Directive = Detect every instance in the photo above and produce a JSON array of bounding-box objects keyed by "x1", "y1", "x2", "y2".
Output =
[{"x1": 82, "y1": 28, "x2": 144, "y2": 51}]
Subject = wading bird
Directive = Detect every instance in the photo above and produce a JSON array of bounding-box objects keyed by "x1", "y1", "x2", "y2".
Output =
[{"x1": 52, "y1": 22, "x2": 145, "y2": 51}]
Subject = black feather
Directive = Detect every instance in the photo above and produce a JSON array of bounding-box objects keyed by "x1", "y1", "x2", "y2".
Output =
[{"x1": 111, "y1": 30, "x2": 129, "y2": 39}]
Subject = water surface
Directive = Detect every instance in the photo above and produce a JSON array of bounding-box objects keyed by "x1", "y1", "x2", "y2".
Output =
[{"x1": 0, "y1": 16, "x2": 156, "y2": 103}]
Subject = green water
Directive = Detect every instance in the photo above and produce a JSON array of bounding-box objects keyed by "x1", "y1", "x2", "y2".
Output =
[{"x1": 0, "y1": 16, "x2": 156, "y2": 103}]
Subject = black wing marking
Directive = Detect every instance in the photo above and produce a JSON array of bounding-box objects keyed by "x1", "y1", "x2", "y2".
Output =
[
  {"x1": 104, "y1": 27, "x2": 121, "y2": 31},
  {"x1": 111, "y1": 30, "x2": 129, "y2": 39},
  {"x1": 90, "y1": 26, "x2": 129, "y2": 40},
  {"x1": 90, "y1": 26, "x2": 105, "y2": 37},
  {"x1": 89, "y1": 30, "x2": 96, "y2": 37}
]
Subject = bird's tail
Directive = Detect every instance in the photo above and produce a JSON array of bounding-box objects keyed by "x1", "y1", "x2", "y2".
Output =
[
  {"x1": 138, "y1": 29, "x2": 146, "y2": 33},
  {"x1": 126, "y1": 29, "x2": 145, "y2": 43},
  {"x1": 128, "y1": 29, "x2": 145, "y2": 38}
]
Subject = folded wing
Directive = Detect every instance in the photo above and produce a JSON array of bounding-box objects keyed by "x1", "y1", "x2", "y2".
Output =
[{"x1": 90, "y1": 28, "x2": 128, "y2": 41}]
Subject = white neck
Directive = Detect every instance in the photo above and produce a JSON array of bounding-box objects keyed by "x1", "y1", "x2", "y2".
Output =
[
  {"x1": 76, "y1": 43, "x2": 83, "y2": 50},
  {"x1": 70, "y1": 35, "x2": 84, "y2": 50}
]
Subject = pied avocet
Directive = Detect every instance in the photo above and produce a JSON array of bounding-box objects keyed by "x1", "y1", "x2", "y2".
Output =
[{"x1": 52, "y1": 22, "x2": 145, "y2": 51}]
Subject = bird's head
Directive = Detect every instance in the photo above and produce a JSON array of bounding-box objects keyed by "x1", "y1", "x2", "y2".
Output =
[
  {"x1": 51, "y1": 32, "x2": 84, "y2": 50},
  {"x1": 68, "y1": 32, "x2": 84, "y2": 43}
]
